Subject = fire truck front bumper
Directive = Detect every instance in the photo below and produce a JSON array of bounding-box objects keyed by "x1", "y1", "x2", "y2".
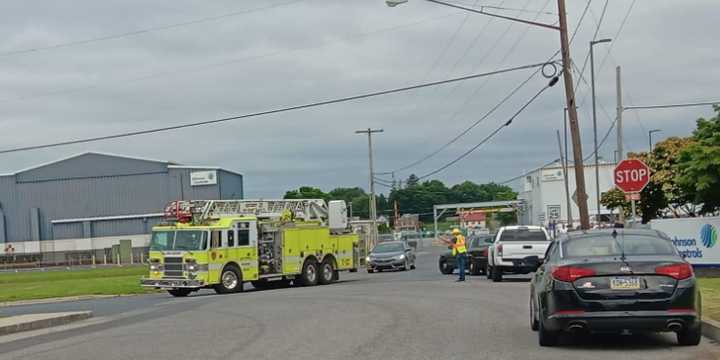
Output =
[{"x1": 141, "y1": 278, "x2": 205, "y2": 289}]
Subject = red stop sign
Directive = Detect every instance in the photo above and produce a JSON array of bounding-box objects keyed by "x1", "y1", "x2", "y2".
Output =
[{"x1": 614, "y1": 159, "x2": 651, "y2": 193}]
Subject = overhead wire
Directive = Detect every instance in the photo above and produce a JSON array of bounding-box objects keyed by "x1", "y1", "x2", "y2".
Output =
[
  {"x1": 0, "y1": 0, "x2": 304, "y2": 57},
  {"x1": 572, "y1": 0, "x2": 609, "y2": 94},
  {"x1": 1, "y1": 11, "x2": 460, "y2": 105},
  {"x1": 624, "y1": 101, "x2": 720, "y2": 110},
  {"x1": 416, "y1": 76, "x2": 560, "y2": 181},
  {"x1": 381, "y1": 0, "x2": 591, "y2": 176},
  {"x1": 0, "y1": 61, "x2": 551, "y2": 155},
  {"x1": 379, "y1": 0, "x2": 551, "y2": 174}
]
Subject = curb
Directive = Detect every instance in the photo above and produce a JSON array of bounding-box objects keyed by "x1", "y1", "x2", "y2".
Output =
[
  {"x1": 702, "y1": 318, "x2": 720, "y2": 343},
  {"x1": 0, "y1": 294, "x2": 136, "y2": 308},
  {"x1": 0, "y1": 311, "x2": 93, "y2": 336}
]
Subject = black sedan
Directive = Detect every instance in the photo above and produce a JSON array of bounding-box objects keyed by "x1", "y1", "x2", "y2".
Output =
[
  {"x1": 438, "y1": 234, "x2": 493, "y2": 276},
  {"x1": 530, "y1": 229, "x2": 702, "y2": 347}
]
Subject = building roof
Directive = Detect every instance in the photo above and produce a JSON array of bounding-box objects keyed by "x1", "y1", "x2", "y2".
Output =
[
  {"x1": 0, "y1": 152, "x2": 243, "y2": 177},
  {"x1": 460, "y1": 212, "x2": 486, "y2": 222}
]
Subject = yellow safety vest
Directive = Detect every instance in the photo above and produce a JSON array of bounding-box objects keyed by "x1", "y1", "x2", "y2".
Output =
[{"x1": 453, "y1": 235, "x2": 467, "y2": 256}]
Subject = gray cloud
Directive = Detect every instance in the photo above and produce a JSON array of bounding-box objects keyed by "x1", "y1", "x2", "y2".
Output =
[{"x1": 0, "y1": 0, "x2": 717, "y2": 198}]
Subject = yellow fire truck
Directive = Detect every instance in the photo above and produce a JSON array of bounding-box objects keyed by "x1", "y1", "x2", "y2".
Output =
[{"x1": 141, "y1": 199, "x2": 358, "y2": 297}]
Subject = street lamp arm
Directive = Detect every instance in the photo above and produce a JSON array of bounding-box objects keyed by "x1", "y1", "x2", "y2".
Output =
[{"x1": 424, "y1": 0, "x2": 560, "y2": 31}]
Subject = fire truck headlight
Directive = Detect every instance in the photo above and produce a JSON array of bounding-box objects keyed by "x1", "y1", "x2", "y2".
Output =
[
  {"x1": 149, "y1": 263, "x2": 162, "y2": 272},
  {"x1": 187, "y1": 263, "x2": 199, "y2": 272}
]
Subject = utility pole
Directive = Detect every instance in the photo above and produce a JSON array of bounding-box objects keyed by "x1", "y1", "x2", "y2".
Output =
[
  {"x1": 355, "y1": 128, "x2": 383, "y2": 254},
  {"x1": 557, "y1": 130, "x2": 573, "y2": 229},
  {"x1": 558, "y1": 0, "x2": 590, "y2": 230},
  {"x1": 563, "y1": 108, "x2": 572, "y2": 228},
  {"x1": 649, "y1": 129, "x2": 662, "y2": 152},
  {"x1": 616, "y1": 66, "x2": 625, "y2": 225},
  {"x1": 590, "y1": 39, "x2": 611, "y2": 225},
  {"x1": 386, "y1": 0, "x2": 590, "y2": 228}
]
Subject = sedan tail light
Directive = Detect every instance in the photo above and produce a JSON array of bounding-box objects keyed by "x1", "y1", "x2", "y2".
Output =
[
  {"x1": 655, "y1": 263, "x2": 693, "y2": 280},
  {"x1": 552, "y1": 266, "x2": 596, "y2": 282},
  {"x1": 482, "y1": 248, "x2": 489, "y2": 257}
]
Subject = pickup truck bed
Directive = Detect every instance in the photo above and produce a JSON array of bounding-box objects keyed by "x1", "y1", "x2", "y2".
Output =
[{"x1": 488, "y1": 226, "x2": 550, "y2": 282}]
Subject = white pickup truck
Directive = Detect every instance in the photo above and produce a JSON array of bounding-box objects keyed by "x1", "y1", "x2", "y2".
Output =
[{"x1": 487, "y1": 225, "x2": 551, "y2": 282}]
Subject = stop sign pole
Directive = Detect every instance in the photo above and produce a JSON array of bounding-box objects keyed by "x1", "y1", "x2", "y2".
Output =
[{"x1": 614, "y1": 159, "x2": 651, "y2": 223}]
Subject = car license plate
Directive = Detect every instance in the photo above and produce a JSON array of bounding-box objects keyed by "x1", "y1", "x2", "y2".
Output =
[{"x1": 610, "y1": 277, "x2": 641, "y2": 290}]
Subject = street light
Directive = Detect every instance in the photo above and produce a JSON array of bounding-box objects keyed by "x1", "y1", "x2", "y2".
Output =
[
  {"x1": 384, "y1": 0, "x2": 593, "y2": 229},
  {"x1": 590, "y1": 38, "x2": 612, "y2": 224},
  {"x1": 386, "y1": 0, "x2": 408, "y2": 6},
  {"x1": 649, "y1": 129, "x2": 662, "y2": 152}
]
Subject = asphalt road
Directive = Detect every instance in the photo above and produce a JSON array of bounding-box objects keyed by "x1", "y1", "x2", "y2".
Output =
[{"x1": 1, "y1": 247, "x2": 719, "y2": 360}]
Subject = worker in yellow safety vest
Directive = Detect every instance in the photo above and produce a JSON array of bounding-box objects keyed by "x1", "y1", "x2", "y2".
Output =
[{"x1": 442, "y1": 228, "x2": 467, "y2": 282}]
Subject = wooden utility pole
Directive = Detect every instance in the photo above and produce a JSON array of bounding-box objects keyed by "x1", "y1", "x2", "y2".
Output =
[{"x1": 557, "y1": 0, "x2": 590, "y2": 230}]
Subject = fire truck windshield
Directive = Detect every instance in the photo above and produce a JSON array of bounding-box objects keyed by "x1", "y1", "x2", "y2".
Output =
[{"x1": 150, "y1": 230, "x2": 207, "y2": 251}]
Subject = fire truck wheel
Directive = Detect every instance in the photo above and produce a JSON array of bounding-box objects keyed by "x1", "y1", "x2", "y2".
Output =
[
  {"x1": 167, "y1": 288, "x2": 191, "y2": 297},
  {"x1": 214, "y1": 265, "x2": 243, "y2": 294},
  {"x1": 298, "y1": 259, "x2": 319, "y2": 286},
  {"x1": 318, "y1": 260, "x2": 335, "y2": 285}
]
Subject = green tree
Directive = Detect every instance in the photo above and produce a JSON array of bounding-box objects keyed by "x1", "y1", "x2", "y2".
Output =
[
  {"x1": 405, "y1": 174, "x2": 419, "y2": 187},
  {"x1": 624, "y1": 136, "x2": 695, "y2": 222},
  {"x1": 677, "y1": 105, "x2": 720, "y2": 214},
  {"x1": 283, "y1": 186, "x2": 329, "y2": 202},
  {"x1": 328, "y1": 187, "x2": 366, "y2": 203},
  {"x1": 601, "y1": 188, "x2": 631, "y2": 218}
]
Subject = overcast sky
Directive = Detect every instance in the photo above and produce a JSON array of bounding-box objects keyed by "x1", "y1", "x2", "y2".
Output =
[{"x1": 0, "y1": 0, "x2": 717, "y2": 198}]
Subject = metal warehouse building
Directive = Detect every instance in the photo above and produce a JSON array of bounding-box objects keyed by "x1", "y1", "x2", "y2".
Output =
[{"x1": 0, "y1": 152, "x2": 243, "y2": 256}]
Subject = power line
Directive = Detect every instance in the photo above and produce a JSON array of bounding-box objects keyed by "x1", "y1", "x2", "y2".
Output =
[
  {"x1": 380, "y1": 0, "x2": 589, "y2": 176},
  {"x1": 439, "y1": 0, "x2": 510, "y2": 83},
  {"x1": 573, "y1": 0, "x2": 609, "y2": 94},
  {"x1": 624, "y1": 101, "x2": 720, "y2": 110},
  {"x1": 0, "y1": 61, "x2": 551, "y2": 155},
  {"x1": 379, "y1": 64, "x2": 545, "y2": 175},
  {"x1": 418, "y1": 0, "x2": 481, "y2": 82},
  {"x1": 0, "y1": 1, "x2": 304, "y2": 57},
  {"x1": 417, "y1": 76, "x2": 559, "y2": 181},
  {"x1": 498, "y1": 158, "x2": 561, "y2": 185},
  {"x1": 497, "y1": 106, "x2": 617, "y2": 186},
  {"x1": 1, "y1": 12, "x2": 459, "y2": 105},
  {"x1": 597, "y1": 0, "x2": 637, "y2": 70},
  {"x1": 380, "y1": 0, "x2": 552, "y2": 174}
]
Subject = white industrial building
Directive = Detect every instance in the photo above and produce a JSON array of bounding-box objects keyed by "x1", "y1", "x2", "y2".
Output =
[{"x1": 518, "y1": 161, "x2": 616, "y2": 228}]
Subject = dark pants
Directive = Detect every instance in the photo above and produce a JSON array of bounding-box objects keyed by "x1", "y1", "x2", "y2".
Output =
[{"x1": 457, "y1": 253, "x2": 467, "y2": 281}]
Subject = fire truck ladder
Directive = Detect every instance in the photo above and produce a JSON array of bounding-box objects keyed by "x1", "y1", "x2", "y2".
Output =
[{"x1": 197, "y1": 199, "x2": 329, "y2": 222}]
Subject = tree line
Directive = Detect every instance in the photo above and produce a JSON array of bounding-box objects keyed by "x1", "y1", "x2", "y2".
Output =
[
  {"x1": 283, "y1": 179, "x2": 517, "y2": 223},
  {"x1": 601, "y1": 105, "x2": 720, "y2": 222}
]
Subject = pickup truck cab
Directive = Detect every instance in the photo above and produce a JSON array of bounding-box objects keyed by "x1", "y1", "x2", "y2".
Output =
[{"x1": 487, "y1": 226, "x2": 550, "y2": 282}]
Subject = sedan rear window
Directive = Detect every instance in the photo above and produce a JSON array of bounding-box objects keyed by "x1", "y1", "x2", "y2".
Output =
[
  {"x1": 499, "y1": 228, "x2": 548, "y2": 242},
  {"x1": 562, "y1": 234, "x2": 678, "y2": 258}
]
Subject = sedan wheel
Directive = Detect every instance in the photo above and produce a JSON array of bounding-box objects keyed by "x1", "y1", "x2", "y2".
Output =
[
  {"x1": 439, "y1": 260, "x2": 454, "y2": 275},
  {"x1": 530, "y1": 295, "x2": 539, "y2": 331}
]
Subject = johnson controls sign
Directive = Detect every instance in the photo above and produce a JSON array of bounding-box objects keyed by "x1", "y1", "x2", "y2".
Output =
[
  {"x1": 651, "y1": 217, "x2": 720, "y2": 266},
  {"x1": 190, "y1": 170, "x2": 218, "y2": 186}
]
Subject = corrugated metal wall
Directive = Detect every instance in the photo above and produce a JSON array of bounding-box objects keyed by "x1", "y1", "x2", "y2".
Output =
[
  {"x1": 53, "y1": 222, "x2": 84, "y2": 240},
  {"x1": 219, "y1": 170, "x2": 244, "y2": 199},
  {"x1": 0, "y1": 153, "x2": 244, "y2": 242},
  {"x1": 167, "y1": 168, "x2": 221, "y2": 200}
]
